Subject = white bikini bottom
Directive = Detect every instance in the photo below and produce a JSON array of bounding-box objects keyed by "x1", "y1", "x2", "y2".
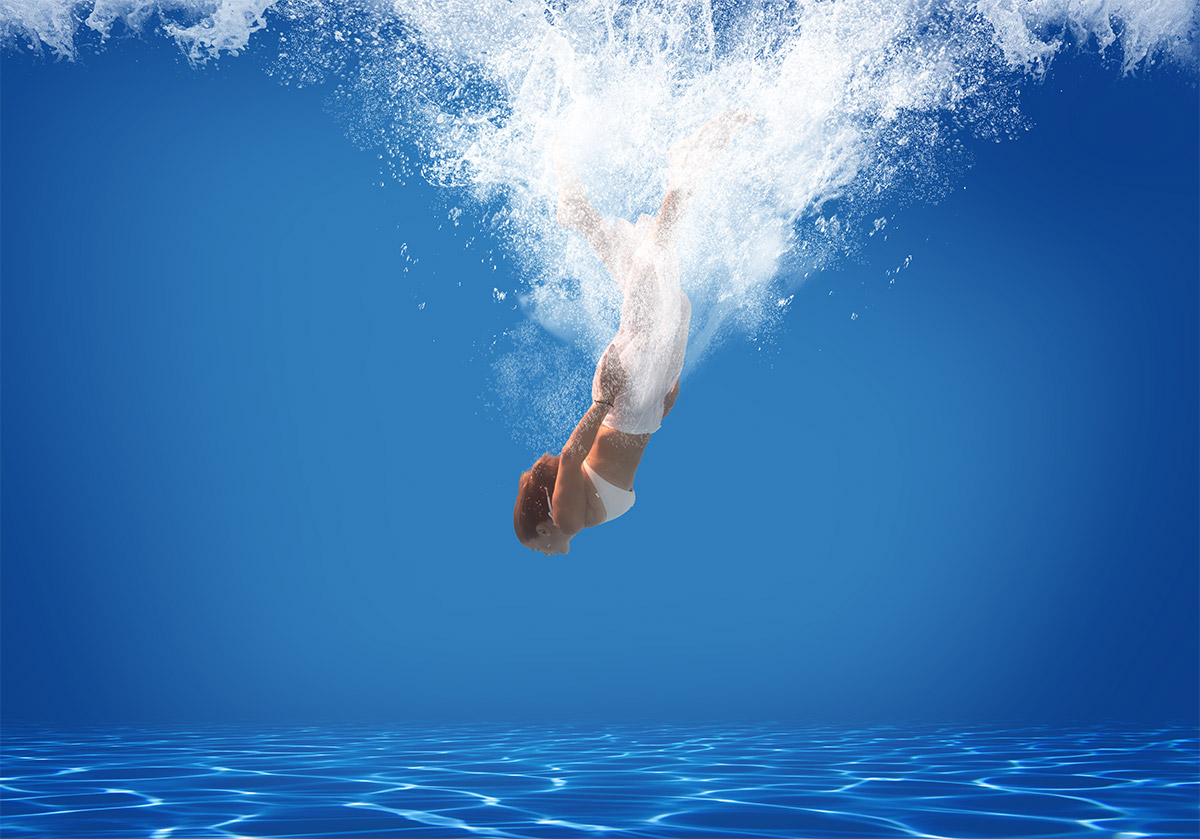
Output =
[{"x1": 582, "y1": 461, "x2": 636, "y2": 523}]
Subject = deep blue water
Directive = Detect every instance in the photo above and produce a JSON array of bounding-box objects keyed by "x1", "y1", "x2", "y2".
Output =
[{"x1": 2, "y1": 722, "x2": 1196, "y2": 838}]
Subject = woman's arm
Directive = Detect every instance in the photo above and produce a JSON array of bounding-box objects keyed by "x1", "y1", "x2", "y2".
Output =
[
  {"x1": 657, "y1": 110, "x2": 756, "y2": 245},
  {"x1": 555, "y1": 145, "x2": 620, "y2": 274},
  {"x1": 553, "y1": 401, "x2": 611, "y2": 535},
  {"x1": 552, "y1": 348, "x2": 626, "y2": 534}
]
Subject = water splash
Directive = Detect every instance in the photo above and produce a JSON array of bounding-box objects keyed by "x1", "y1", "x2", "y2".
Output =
[{"x1": 3, "y1": 0, "x2": 1196, "y2": 443}]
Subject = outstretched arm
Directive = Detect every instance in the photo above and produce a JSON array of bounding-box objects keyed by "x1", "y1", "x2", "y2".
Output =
[
  {"x1": 552, "y1": 400, "x2": 610, "y2": 536},
  {"x1": 657, "y1": 109, "x2": 756, "y2": 244},
  {"x1": 555, "y1": 145, "x2": 620, "y2": 275},
  {"x1": 552, "y1": 348, "x2": 626, "y2": 534}
]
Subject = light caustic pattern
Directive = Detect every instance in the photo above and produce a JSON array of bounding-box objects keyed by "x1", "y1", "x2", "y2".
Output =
[
  {"x1": 2, "y1": 0, "x2": 1197, "y2": 440},
  {"x1": 2, "y1": 721, "x2": 1198, "y2": 837}
]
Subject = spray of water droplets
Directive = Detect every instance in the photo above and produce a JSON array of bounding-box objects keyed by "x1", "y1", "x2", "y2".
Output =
[{"x1": 3, "y1": 0, "x2": 1195, "y2": 444}]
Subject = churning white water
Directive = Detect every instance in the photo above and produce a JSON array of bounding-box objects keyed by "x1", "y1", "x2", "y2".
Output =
[{"x1": 3, "y1": 0, "x2": 1196, "y2": 441}]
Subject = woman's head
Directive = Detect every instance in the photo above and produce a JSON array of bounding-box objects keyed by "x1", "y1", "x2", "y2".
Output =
[{"x1": 514, "y1": 453, "x2": 571, "y2": 555}]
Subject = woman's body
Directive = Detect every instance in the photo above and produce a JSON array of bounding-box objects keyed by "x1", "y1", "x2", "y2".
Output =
[{"x1": 515, "y1": 111, "x2": 753, "y2": 555}]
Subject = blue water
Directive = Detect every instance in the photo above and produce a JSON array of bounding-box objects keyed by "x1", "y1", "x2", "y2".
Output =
[{"x1": 3, "y1": 722, "x2": 1196, "y2": 838}]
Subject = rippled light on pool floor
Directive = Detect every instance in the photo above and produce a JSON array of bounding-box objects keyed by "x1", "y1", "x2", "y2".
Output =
[{"x1": 2, "y1": 722, "x2": 1196, "y2": 838}]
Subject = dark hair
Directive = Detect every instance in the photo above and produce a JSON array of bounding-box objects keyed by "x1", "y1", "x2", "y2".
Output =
[{"x1": 514, "y1": 453, "x2": 560, "y2": 543}]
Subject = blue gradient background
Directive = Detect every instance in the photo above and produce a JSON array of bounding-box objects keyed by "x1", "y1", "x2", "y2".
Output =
[{"x1": 2, "y1": 37, "x2": 1196, "y2": 728}]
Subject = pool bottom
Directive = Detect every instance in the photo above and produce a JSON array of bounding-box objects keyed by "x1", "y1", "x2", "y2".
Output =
[{"x1": 2, "y1": 721, "x2": 1195, "y2": 838}]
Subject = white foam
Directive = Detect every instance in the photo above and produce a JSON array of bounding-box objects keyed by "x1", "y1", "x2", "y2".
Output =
[
  {"x1": 0, "y1": 0, "x2": 275, "y2": 60},
  {"x1": 976, "y1": 0, "x2": 1199, "y2": 74}
]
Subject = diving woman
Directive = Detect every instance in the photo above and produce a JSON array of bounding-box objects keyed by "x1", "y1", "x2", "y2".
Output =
[{"x1": 514, "y1": 110, "x2": 754, "y2": 555}]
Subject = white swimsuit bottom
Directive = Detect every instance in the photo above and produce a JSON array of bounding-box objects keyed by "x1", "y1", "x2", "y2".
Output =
[{"x1": 582, "y1": 461, "x2": 636, "y2": 522}]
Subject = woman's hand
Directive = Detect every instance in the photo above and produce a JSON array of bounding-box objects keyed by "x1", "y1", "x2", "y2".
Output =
[
  {"x1": 555, "y1": 141, "x2": 588, "y2": 228},
  {"x1": 593, "y1": 346, "x2": 628, "y2": 405},
  {"x1": 661, "y1": 378, "x2": 680, "y2": 419}
]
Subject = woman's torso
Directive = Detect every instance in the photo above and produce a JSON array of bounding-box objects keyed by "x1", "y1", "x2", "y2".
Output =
[{"x1": 580, "y1": 428, "x2": 647, "y2": 527}]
